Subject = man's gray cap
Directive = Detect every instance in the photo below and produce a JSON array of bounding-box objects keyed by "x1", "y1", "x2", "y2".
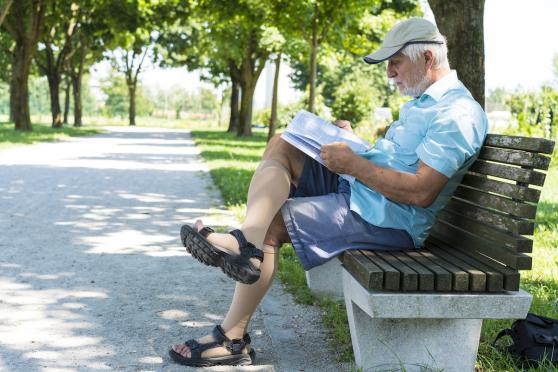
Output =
[{"x1": 364, "y1": 18, "x2": 444, "y2": 64}]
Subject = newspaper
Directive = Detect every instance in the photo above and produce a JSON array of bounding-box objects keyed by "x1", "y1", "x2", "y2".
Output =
[{"x1": 281, "y1": 110, "x2": 371, "y2": 182}]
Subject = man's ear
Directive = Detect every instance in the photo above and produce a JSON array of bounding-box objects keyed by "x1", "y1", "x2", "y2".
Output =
[{"x1": 424, "y1": 50, "x2": 434, "y2": 69}]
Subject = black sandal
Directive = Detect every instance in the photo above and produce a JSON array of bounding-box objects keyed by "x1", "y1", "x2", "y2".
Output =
[
  {"x1": 180, "y1": 224, "x2": 264, "y2": 284},
  {"x1": 169, "y1": 325, "x2": 255, "y2": 367},
  {"x1": 180, "y1": 225, "x2": 220, "y2": 266}
]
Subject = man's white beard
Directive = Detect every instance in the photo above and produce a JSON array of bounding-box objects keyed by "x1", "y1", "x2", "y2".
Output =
[{"x1": 401, "y1": 74, "x2": 432, "y2": 97}]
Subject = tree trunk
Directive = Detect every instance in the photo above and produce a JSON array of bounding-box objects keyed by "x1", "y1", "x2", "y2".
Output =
[
  {"x1": 236, "y1": 31, "x2": 268, "y2": 137},
  {"x1": 128, "y1": 83, "x2": 136, "y2": 126},
  {"x1": 237, "y1": 82, "x2": 256, "y2": 137},
  {"x1": 267, "y1": 54, "x2": 281, "y2": 142},
  {"x1": 63, "y1": 76, "x2": 70, "y2": 124},
  {"x1": 0, "y1": 0, "x2": 13, "y2": 27},
  {"x1": 71, "y1": 73, "x2": 82, "y2": 127},
  {"x1": 308, "y1": 8, "x2": 318, "y2": 113},
  {"x1": 10, "y1": 41, "x2": 34, "y2": 131},
  {"x1": 429, "y1": 0, "x2": 485, "y2": 108},
  {"x1": 47, "y1": 72, "x2": 62, "y2": 128},
  {"x1": 72, "y1": 42, "x2": 86, "y2": 127},
  {"x1": 8, "y1": 0, "x2": 47, "y2": 131},
  {"x1": 228, "y1": 79, "x2": 240, "y2": 133}
]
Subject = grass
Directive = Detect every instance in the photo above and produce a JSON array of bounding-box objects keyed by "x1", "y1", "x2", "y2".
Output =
[
  {"x1": 0, "y1": 115, "x2": 224, "y2": 150},
  {"x1": 191, "y1": 127, "x2": 558, "y2": 371},
  {"x1": 0, "y1": 121, "x2": 103, "y2": 150}
]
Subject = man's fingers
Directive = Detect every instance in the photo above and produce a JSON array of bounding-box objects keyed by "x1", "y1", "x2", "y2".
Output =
[{"x1": 334, "y1": 119, "x2": 352, "y2": 131}]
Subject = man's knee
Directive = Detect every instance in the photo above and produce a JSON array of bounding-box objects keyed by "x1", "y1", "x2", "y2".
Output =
[
  {"x1": 262, "y1": 135, "x2": 305, "y2": 185},
  {"x1": 263, "y1": 134, "x2": 290, "y2": 159}
]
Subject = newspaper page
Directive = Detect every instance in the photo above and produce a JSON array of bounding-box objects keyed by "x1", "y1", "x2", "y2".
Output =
[{"x1": 281, "y1": 110, "x2": 371, "y2": 182}]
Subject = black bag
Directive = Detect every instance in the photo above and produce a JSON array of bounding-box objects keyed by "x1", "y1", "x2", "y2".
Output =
[{"x1": 493, "y1": 312, "x2": 558, "y2": 365}]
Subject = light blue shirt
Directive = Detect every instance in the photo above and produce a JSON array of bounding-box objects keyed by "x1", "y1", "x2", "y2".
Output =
[{"x1": 349, "y1": 71, "x2": 488, "y2": 247}]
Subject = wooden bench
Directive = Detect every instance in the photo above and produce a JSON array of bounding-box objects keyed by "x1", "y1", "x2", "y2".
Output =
[{"x1": 305, "y1": 134, "x2": 555, "y2": 371}]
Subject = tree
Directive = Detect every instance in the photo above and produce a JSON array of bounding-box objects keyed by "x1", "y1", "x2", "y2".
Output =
[
  {"x1": 109, "y1": 43, "x2": 152, "y2": 126},
  {"x1": 0, "y1": 0, "x2": 13, "y2": 27},
  {"x1": 66, "y1": 0, "x2": 115, "y2": 127},
  {"x1": 274, "y1": 0, "x2": 418, "y2": 113},
  {"x1": 199, "y1": 0, "x2": 273, "y2": 136},
  {"x1": 429, "y1": 0, "x2": 485, "y2": 107},
  {"x1": 108, "y1": 0, "x2": 190, "y2": 126},
  {"x1": 36, "y1": 0, "x2": 79, "y2": 128},
  {"x1": 159, "y1": 0, "x2": 281, "y2": 136},
  {"x1": 2, "y1": 0, "x2": 48, "y2": 130}
]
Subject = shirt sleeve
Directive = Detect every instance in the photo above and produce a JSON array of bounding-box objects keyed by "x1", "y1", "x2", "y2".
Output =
[{"x1": 415, "y1": 109, "x2": 483, "y2": 178}]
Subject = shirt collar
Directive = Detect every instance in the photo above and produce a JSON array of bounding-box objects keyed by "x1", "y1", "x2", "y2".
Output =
[{"x1": 419, "y1": 70, "x2": 459, "y2": 102}]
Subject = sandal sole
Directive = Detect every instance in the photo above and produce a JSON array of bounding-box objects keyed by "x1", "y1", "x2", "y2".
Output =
[
  {"x1": 169, "y1": 349, "x2": 253, "y2": 366},
  {"x1": 221, "y1": 254, "x2": 261, "y2": 284},
  {"x1": 184, "y1": 226, "x2": 261, "y2": 284},
  {"x1": 184, "y1": 227, "x2": 222, "y2": 267}
]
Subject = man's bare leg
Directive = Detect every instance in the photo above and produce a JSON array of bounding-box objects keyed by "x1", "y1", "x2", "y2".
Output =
[
  {"x1": 187, "y1": 135, "x2": 305, "y2": 267},
  {"x1": 172, "y1": 136, "x2": 303, "y2": 360}
]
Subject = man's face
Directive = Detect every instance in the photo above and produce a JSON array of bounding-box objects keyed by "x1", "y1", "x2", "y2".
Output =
[{"x1": 386, "y1": 52, "x2": 431, "y2": 97}]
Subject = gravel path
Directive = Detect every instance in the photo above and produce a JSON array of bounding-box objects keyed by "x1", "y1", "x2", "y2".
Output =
[{"x1": 0, "y1": 127, "x2": 348, "y2": 372}]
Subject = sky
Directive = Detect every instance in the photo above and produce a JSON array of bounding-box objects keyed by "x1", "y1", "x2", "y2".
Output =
[{"x1": 97, "y1": 0, "x2": 558, "y2": 108}]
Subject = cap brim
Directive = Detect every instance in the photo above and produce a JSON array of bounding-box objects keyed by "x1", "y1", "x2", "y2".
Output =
[{"x1": 363, "y1": 45, "x2": 404, "y2": 64}]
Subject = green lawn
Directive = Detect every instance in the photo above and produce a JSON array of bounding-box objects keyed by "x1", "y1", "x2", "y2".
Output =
[
  {"x1": 0, "y1": 121, "x2": 103, "y2": 150},
  {"x1": 192, "y1": 128, "x2": 558, "y2": 371}
]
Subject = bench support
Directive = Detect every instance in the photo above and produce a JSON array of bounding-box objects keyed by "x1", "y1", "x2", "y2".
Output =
[
  {"x1": 342, "y1": 269, "x2": 532, "y2": 372},
  {"x1": 305, "y1": 258, "x2": 343, "y2": 299}
]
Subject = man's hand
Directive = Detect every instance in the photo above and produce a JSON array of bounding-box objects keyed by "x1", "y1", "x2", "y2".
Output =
[
  {"x1": 334, "y1": 119, "x2": 352, "y2": 132},
  {"x1": 320, "y1": 142, "x2": 357, "y2": 174}
]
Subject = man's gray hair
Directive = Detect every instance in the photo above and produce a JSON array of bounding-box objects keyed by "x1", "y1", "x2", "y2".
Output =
[{"x1": 401, "y1": 35, "x2": 450, "y2": 70}]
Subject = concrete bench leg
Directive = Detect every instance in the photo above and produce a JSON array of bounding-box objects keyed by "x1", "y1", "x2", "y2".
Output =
[
  {"x1": 305, "y1": 258, "x2": 343, "y2": 299},
  {"x1": 346, "y1": 299, "x2": 482, "y2": 371},
  {"x1": 342, "y1": 269, "x2": 532, "y2": 372}
]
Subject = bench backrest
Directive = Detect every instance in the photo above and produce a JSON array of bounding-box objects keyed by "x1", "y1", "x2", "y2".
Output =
[{"x1": 425, "y1": 134, "x2": 555, "y2": 272}]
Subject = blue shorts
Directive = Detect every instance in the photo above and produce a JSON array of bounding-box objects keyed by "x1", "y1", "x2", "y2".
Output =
[{"x1": 281, "y1": 158, "x2": 414, "y2": 270}]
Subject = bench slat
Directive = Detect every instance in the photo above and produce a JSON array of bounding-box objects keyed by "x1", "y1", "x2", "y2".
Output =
[
  {"x1": 427, "y1": 245, "x2": 487, "y2": 291},
  {"x1": 343, "y1": 250, "x2": 384, "y2": 290},
  {"x1": 443, "y1": 199, "x2": 534, "y2": 235},
  {"x1": 417, "y1": 250, "x2": 469, "y2": 291},
  {"x1": 461, "y1": 173, "x2": 541, "y2": 203},
  {"x1": 390, "y1": 251, "x2": 435, "y2": 291},
  {"x1": 361, "y1": 250, "x2": 400, "y2": 290},
  {"x1": 430, "y1": 221, "x2": 532, "y2": 270},
  {"x1": 453, "y1": 186, "x2": 538, "y2": 219},
  {"x1": 469, "y1": 160, "x2": 546, "y2": 186},
  {"x1": 374, "y1": 251, "x2": 418, "y2": 291},
  {"x1": 484, "y1": 134, "x2": 555, "y2": 154},
  {"x1": 405, "y1": 251, "x2": 452, "y2": 291},
  {"x1": 479, "y1": 146, "x2": 552, "y2": 170},
  {"x1": 428, "y1": 242, "x2": 504, "y2": 292},
  {"x1": 428, "y1": 237, "x2": 521, "y2": 291},
  {"x1": 437, "y1": 209, "x2": 533, "y2": 253}
]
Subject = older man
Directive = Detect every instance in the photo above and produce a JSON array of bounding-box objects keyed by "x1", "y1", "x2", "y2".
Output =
[{"x1": 170, "y1": 17, "x2": 488, "y2": 366}]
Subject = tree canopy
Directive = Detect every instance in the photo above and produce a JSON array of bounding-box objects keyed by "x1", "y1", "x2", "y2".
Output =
[{"x1": 0, "y1": 0, "x2": 497, "y2": 136}]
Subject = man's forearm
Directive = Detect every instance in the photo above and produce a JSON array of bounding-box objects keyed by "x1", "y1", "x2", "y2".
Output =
[{"x1": 350, "y1": 156, "x2": 437, "y2": 208}]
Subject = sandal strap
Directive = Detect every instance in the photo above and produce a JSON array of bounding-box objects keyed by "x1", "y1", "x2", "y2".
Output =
[
  {"x1": 199, "y1": 226, "x2": 215, "y2": 238},
  {"x1": 226, "y1": 338, "x2": 247, "y2": 355},
  {"x1": 181, "y1": 326, "x2": 251, "y2": 360},
  {"x1": 243, "y1": 333, "x2": 251, "y2": 344},
  {"x1": 183, "y1": 338, "x2": 221, "y2": 360},
  {"x1": 211, "y1": 325, "x2": 229, "y2": 344},
  {"x1": 229, "y1": 230, "x2": 264, "y2": 262}
]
